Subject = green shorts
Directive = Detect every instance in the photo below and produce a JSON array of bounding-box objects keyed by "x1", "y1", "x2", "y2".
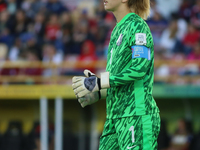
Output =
[{"x1": 99, "y1": 113, "x2": 160, "y2": 150}]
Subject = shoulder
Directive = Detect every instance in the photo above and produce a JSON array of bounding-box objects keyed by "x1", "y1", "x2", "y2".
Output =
[{"x1": 129, "y1": 16, "x2": 150, "y2": 33}]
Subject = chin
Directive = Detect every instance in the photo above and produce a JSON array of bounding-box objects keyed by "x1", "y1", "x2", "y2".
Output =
[{"x1": 104, "y1": 7, "x2": 113, "y2": 12}]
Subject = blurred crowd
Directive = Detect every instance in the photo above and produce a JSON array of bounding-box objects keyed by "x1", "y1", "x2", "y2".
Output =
[
  {"x1": 0, "y1": 0, "x2": 199, "y2": 79},
  {"x1": 1, "y1": 117, "x2": 200, "y2": 150},
  {"x1": 158, "y1": 118, "x2": 200, "y2": 150}
]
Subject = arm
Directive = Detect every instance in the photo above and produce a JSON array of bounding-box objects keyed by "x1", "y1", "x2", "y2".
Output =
[
  {"x1": 72, "y1": 21, "x2": 153, "y2": 96},
  {"x1": 109, "y1": 57, "x2": 150, "y2": 87}
]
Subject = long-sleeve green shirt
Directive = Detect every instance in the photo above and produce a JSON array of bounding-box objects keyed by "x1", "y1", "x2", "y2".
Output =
[{"x1": 106, "y1": 13, "x2": 159, "y2": 119}]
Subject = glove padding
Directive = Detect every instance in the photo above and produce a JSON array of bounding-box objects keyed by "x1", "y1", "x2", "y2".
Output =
[
  {"x1": 78, "y1": 91, "x2": 99, "y2": 108},
  {"x1": 72, "y1": 70, "x2": 100, "y2": 107},
  {"x1": 72, "y1": 70, "x2": 101, "y2": 98}
]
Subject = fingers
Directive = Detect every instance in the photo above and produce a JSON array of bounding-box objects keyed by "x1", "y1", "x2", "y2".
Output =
[
  {"x1": 73, "y1": 87, "x2": 89, "y2": 98},
  {"x1": 78, "y1": 97, "x2": 89, "y2": 108},
  {"x1": 78, "y1": 97, "x2": 86, "y2": 103},
  {"x1": 72, "y1": 79, "x2": 84, "y2": 90},
  {"x1": 77, "y1": 90, "x2": 90, "y2": 98},
  {"x1": 80, "y1": 100, "x2": 89, "y2": 108},
  {"x1": 72, "y1": 76, "x2": 85, "y2": 84},
  {"x1": 75, "y1": 86, "x2": 86, "y2": 95},
  {"x1": 72, "y1": 75, "x2": 91, "y2": 108}
]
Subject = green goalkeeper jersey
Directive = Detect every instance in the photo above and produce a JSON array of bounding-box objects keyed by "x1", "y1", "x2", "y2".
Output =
[{"x1": 106, "y1": 13, "x2": 159, "y2": 119}]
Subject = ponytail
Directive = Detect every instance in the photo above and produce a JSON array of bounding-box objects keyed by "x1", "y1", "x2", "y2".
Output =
[{"x1": 127, "y1": 0, "x2": 150, "y2": 20}]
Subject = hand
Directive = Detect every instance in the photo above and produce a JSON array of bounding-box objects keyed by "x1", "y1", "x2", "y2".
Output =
[
  {"x1": 73, "y1": 70, "x2": 100, "y2": 108},
  {"x1": 72, "y1": 70, "x2": 101, "y2": 98}
]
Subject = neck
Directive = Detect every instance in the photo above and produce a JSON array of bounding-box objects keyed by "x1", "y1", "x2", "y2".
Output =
[{"x1": 113, "y1": 5, "x2": 131, "y2": 23}]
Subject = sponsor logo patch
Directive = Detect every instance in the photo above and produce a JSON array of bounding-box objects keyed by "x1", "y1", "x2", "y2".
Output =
[{"x1": 135, "y1": 33, "x2": 147, "y2": 45}]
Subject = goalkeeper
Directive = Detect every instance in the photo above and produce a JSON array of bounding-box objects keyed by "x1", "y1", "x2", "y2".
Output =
[{"x1": 72, "y1": 0, "x2": 160, "y2": 149}]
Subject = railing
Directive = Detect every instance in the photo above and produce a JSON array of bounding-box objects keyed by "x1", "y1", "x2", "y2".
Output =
[{"x1": 0, "y1": 60, "x2": 200, "y2": 83}]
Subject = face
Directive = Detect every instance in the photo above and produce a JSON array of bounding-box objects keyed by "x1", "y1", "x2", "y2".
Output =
[
  {"x1": 103, "y1": 0, "x2": 122, "y2": 12},
  {"x1": 43, "y1": 45, "x2": 55, "y2": 57},
  {"x1": 16, "y1": 10, "x2": 25, "y2": 22},
  {"x1": 35, "y1": 13, "x2": 44, "y2": 23},
  {"x1": 178, "y1": 119, "x2": 186, "y2": 131},
  {"x1": 26, "y1": 52, "x2": 38, "y2": 61}
]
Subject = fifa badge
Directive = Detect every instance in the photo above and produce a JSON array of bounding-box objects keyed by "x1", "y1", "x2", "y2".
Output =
[
  {"x1": 135, "y1": 33, "x2": 147, "y2": 45},
  {"x1": 116, "y1": 34, "x2": 123, "y2": 46}
]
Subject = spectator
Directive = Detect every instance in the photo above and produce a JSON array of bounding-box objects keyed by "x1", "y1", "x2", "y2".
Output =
[
  {"x1": 182, "y1": 23, "x2": 200, "y2": 55},
  {"x1": 8, "y1": 38, "x2": 21, "y2": 61},
  {"x1": 0, "y1": 43, "x2": 20, "y2": 76},
  {"x1": 46, "y1": 0, "x2": 68, "y2": 15},
  {"x1": 78, "y1": 40, "x2": 97, "y2": 60},
  {"x1": 7, "y1": 0, "x2": 17, "y2": 15},
  {"x1": 167, "y1": 119, "x2": 193, "y2": 150},
  {"x1": 179, "y1": 0, "x2": 192, "y2": 22},
  {"x1": 149, "y1": 0, "x2": 160, "y2": 19},
  {"x1": 30, "y1": 0, "x2": 46, "y2": 15},
  {"x1": 60, "y1": 12, "x2": 73, "y2": 27},
  {"x1": 72, "y1": 22, "x2": 88, "y2": 54},
  {"x1": 19, "y1": 50, "x2": 42, "y2": 78},
  {"x1": 78, "y1": 40, "x2": 98, "y2": 72},
  {"x1": 42, "y1": 43, "x2": 63, "y2": 77},
  {"x1": 0, "y1": 10, "x2": 10, "y2": 32},
  {"x1": 59, "y1": 12, "x2": 74, "y2": 54},
  {"x1": 7, "y1": 9, "x2": 29, "y2": 36},
  {"x1": 0, "y1": 0, "x2": 7, "y2": 13},
  {"x1": 147, "y1": 10, "x2": 168, "y2": 51},
  {"x1": 175, "y1": 15, "x2": 187, "y2": 41},
  {"x1": 191, "y1": 0, "x2": 200, "y2": 28},
  {"x1": 0, "y1": 43, "x2": 8, "y2": 61},
  {"x1": 187, "y1": 41, "x2": 200, "y2": 60},
  {"x1": 33, "y1": 12, "x2": 46, "y2": 45},
  {"x1": 63, "y1": 40, "x2": 98, "y2": 76},
  {"x1": 0, "y1": 10, "x2": 13, "y2": 48},
  {"x1": 19, "y1": 23, "x2": 42, "y2": 60},
  {"x1": 159, "y1": 19, "x2": 179, "y2": 58},
  {"x1": 45, "y1": 13, "x2": 61, "y2": 41},
  {"x1": 42, "y1": 43, "x2": 63, "y2": 64},
  {"x1": 21, "y1": 0, "x2": 35, "y2": 17}
]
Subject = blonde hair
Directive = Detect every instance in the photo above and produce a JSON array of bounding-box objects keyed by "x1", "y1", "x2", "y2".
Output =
[{"x1": 127, "y1": 0, "x2": 150, "y2": 20}]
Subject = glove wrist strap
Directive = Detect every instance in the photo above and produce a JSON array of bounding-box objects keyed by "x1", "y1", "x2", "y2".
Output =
[
  {"x1": 97, "y1": 78, "x2": 101, "y2": 90},
  {"x1": 100, "y1": 72, "x2": 110, "y2": 89}
]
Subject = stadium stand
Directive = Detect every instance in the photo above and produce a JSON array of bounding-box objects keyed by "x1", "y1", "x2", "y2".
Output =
[{"x1": 0, "y1": 0, "x2": 200, "y2": 150}]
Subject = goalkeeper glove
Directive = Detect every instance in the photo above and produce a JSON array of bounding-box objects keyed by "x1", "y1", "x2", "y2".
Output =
[
  {"x1": 78, "y1": 91, "x2": 99, "y2": 108},
  {"x1": 72, "y1": 70, "x2": 110, "y2": 98},
  {"x1": 77, "y1": 88, "x2": 107, "y2": 108},
  {"x1": 74, "y1": 70, "x2": 107, "y2": 107}
]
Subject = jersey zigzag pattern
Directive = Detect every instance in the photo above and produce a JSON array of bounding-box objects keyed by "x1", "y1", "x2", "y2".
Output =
[{"x1": 106, "y1": 13, "x2": 159, "y2": 119}]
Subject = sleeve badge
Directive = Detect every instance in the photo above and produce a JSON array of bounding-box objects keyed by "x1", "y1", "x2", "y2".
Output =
[{"x1": 135, "y1": 33, "x2": 147, "y2": 46}]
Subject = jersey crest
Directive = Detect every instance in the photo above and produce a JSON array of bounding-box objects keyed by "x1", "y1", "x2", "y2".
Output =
[{"x1": 116, "y1": 34, "x2": 123, "y2": 46}]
